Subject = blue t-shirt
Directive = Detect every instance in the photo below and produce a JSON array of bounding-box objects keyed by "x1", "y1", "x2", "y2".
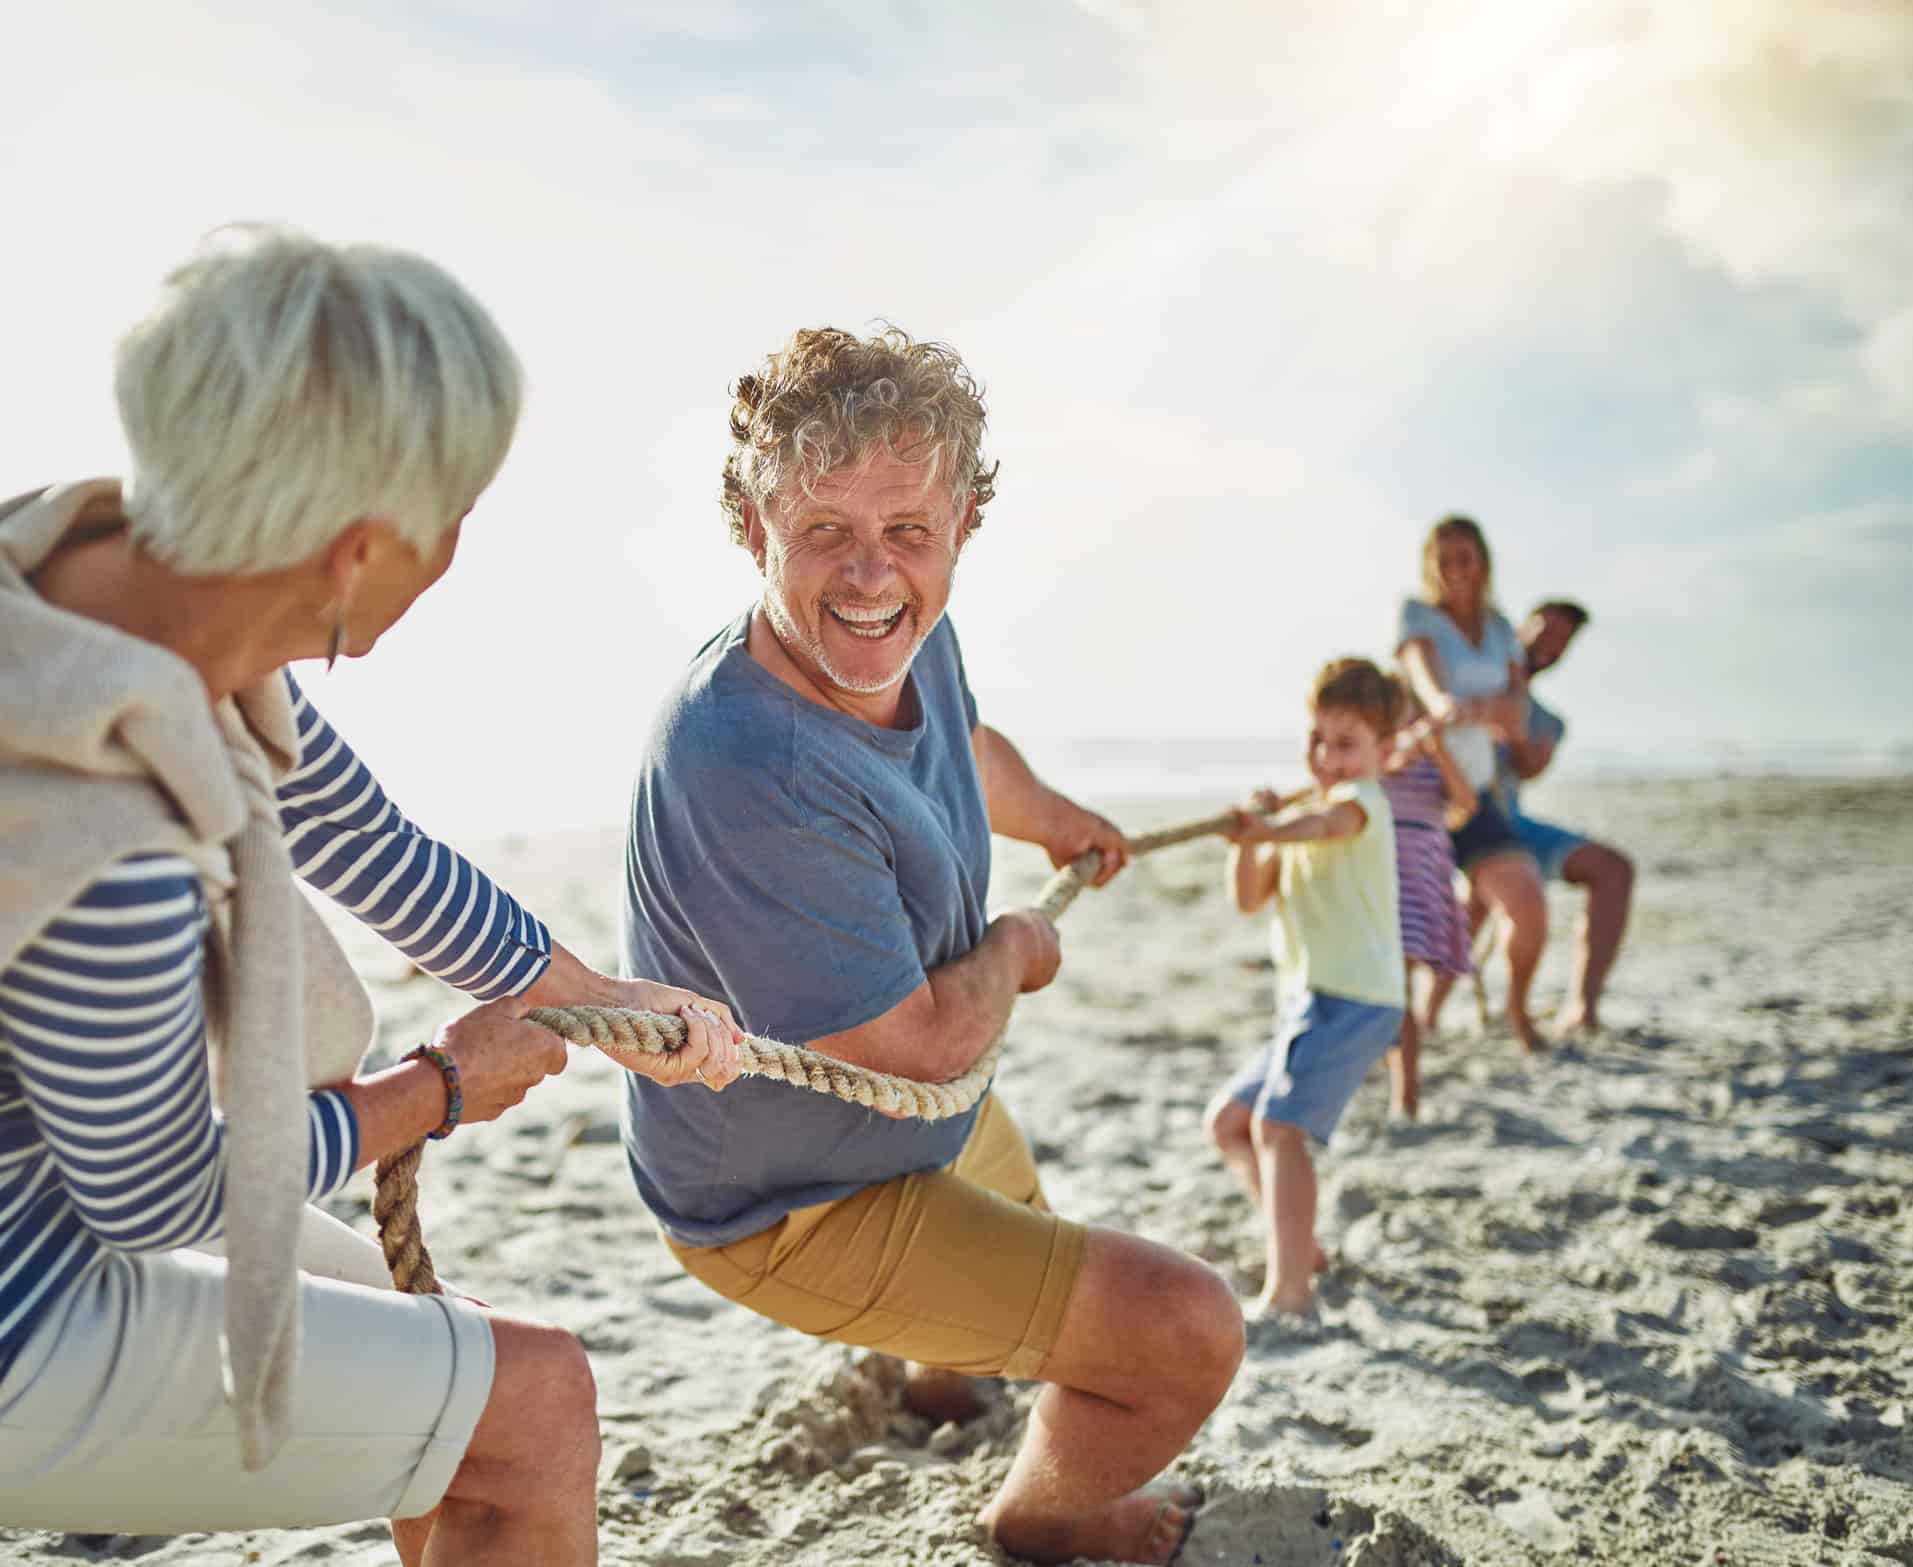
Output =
[
  {"x1": 1496, "y1": 692, "x2": 1567, "y2": 814},
  {"x1": 619, "y1": 610, "x2": 991, "y2": 1246}
]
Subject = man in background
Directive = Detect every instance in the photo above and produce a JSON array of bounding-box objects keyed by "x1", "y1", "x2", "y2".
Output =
[{"x1": 1499, "y1": 601, "x2": 1635, "y2": 1036}]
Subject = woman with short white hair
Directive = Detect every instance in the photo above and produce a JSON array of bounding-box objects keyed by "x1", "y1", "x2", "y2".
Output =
[{"x1": 0, "y1": 228, "x2": 743, "y2": 1564}]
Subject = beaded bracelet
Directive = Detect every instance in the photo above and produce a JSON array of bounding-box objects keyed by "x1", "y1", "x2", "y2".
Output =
[{"x1": 406, "y1": 1045, "x2": 463, "y2": 1141}]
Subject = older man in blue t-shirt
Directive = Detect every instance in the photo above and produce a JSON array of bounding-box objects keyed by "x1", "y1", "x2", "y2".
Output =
[{"x1": 619, "y1": 328, "x2": 1242, "y2": 1567}]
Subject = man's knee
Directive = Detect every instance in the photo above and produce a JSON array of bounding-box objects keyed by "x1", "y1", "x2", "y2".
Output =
[
  {"x1": 1567, "y1": 841, "x2": 1633, "y2": 898},
  {"x1": 1147, "y1": 1253, "x2": 1244, "y2": 1405},
  {"x1": 1064, "y1": 1236, "x2": 1243, "y2": 1410},
  {"x1": 1596, "y1": 843, "x2": 1635, "y2": 897}
]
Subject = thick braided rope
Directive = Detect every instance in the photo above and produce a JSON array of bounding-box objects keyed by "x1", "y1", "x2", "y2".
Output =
[
  {"x1": 375, "y1": 803, "x2": 1271, "y2": 1292},
  {"x1": 372, "y1": 1140, "x2": 439, "y2": 1295}
]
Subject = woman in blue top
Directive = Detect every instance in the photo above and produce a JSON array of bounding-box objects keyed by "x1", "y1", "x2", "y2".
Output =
[
  {"x1": 1394, "y1": 514, "x2": 1549, "y2": 1055},
  {"x1": 0, "y1": 229, "x2": 742, "y2": 1564}
]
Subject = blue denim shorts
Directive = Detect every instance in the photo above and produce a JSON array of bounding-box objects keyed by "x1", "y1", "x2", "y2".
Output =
[
  {"x1": 1511, "y1": 812, "x2": 1588, "y2": 881},
  {"x1": 1227, "y1": 990, "x2": 1406, "y2": 1144}
]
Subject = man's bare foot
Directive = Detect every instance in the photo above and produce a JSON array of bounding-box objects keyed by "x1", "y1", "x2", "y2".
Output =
[
  {"x1": 983, "y1": 1481, "x2": 1203, "y2": 1566},
  {"x1": 902, "y1": 1365, "x2": 987, "y2": 1425}
]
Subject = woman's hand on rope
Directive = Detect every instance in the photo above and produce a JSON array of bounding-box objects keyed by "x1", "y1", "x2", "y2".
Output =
[
  {"x1": 435, "y1": 1000, "x2": 572, "y2": 1124},
  {"x1": 1041, "y1": 799, "x2": 1130, "y2": 887},
  {"x1": 519, "y1": 942, "x2": 746, "y2": 1090}
]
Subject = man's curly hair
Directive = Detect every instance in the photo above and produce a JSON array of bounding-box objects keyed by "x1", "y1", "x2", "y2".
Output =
[{"x1": 720, "y1": 326, "x2": 999, "y2": 548}]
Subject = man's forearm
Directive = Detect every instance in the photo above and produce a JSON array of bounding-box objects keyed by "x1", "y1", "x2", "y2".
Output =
[
  {"x1": 916, "y1": 919, "x2": 1035, "y2": 1079},
  {"x1": 809, "y1": 914, "x2": 1040, "y2": 1084}
]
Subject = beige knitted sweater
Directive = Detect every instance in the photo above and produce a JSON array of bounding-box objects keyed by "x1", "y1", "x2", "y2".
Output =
[{"x1": 0, "y1": 480, "x2": 375, "y2": 1470}]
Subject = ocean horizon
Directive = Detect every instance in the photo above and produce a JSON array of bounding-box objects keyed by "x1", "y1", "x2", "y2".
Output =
[{"x1": 407, "y1": 731, "x2": 1913, "y2": 839}]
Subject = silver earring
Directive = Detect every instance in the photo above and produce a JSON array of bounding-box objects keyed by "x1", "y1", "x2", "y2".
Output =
[{"x1": 326, "y1": 613, "x2": 346, "y2": 673}]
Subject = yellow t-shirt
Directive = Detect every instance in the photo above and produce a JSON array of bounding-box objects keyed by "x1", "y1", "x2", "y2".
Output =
[{"x1": 1272, "y1": 776, "x2": 1406, "y2": 1008}]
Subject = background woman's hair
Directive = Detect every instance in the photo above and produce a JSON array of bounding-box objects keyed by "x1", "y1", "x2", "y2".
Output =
[
  {"x1": 116, "y1": 226, "x2": 523, "y2": 575},
  {"x1": 1419, "y1": 513, "x2": 1498, "y2": 609},
  {"x1": 720, "y1": 326, "x2": 998, "y2": 548}
]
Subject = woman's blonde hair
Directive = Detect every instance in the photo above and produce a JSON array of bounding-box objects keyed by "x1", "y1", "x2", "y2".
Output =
[
  {"x1": 1419, "y1": 513, "x2": 1497, "y2": 609},
  {"x1": 116, "y1": 226, "x2": 523, "y2": 575}
]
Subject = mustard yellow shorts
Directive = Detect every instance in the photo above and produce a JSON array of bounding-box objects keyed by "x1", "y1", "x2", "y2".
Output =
[{"x1": 667, "y1": 1094, "x2": 1087, "y2": 1379}]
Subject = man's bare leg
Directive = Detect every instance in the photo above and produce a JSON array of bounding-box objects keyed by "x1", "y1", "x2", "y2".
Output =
[
  {"x1": 979, "y1": 1230, "x2": 1243, "y2": 1565},
  {"x1": 1556, "y1": 841, "x2": 1633, "y2": 1033},
  {"x1": 903, "y1": 1364, "x2": 987, "y2": 1424}
]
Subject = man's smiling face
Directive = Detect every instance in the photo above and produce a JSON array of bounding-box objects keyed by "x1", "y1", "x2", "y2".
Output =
[{"x1": 748, "y1": 444, "x2": 970, "y2": 717}]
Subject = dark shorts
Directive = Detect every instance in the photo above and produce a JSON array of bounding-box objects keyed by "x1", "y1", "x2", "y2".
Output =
[{"x1": 1449, "y1": 796, "x2": 1530, "y2": 875}]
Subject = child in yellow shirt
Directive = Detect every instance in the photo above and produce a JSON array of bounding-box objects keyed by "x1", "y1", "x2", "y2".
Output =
[{"x1": 1205, "y1": 658, "x2": 1406, "y2": 1318}]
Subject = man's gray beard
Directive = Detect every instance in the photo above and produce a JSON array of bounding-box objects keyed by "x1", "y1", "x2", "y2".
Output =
[{"x1": 761, "y1": 590, "x2": 939, "y2": 697}]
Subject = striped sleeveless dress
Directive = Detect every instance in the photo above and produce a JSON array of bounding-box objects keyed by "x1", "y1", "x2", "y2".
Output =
[{"x1": 1380, "y1": 757, "x2": 1472, "y2": 976}]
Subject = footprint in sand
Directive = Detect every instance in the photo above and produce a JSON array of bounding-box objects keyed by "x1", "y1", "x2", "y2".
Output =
[{"x1": 1179, "y1": 1482, "x2": 1458, "y2": 1565}]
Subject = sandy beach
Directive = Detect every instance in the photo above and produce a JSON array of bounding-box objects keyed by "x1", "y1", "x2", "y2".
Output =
[{"x1": 3, "y1": 773, "x2": 1907, "y2": 1566}]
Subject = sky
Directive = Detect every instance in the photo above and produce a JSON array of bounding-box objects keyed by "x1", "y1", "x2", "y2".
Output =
[{"x1": 4, "y1": 0, "x2": 1909, "y2": 829}]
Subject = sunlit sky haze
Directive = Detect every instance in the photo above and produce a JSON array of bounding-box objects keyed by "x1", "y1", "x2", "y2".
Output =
[{"x1": 5, "y1": 0, "x2": 1909, "y2": 830}]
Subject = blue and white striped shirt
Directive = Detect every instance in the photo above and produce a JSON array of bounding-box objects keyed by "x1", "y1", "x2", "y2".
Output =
[{"x1": 0, "y1": 672, "x2": 552, "y2": 1376}]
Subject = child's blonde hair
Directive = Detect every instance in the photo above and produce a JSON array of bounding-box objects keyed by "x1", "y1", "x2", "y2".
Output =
[{"x1": 1310, "y1": 657, "x2": 1402, "y2": 738}]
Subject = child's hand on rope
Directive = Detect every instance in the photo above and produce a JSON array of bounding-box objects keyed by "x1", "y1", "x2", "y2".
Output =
[{"x1": 1220, "y1": 809, "x2": 1276, "y2": 846}]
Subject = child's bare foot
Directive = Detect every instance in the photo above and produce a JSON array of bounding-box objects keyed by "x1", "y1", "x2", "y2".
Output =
[
  {"x1": 983, "y1": 1482, "x2": 1202, "y2": 1565},
  {"x1": 1509, "y1": 1008, "x2": 1548, "y2": 1056},
  {"x1": 1248, "y1": 1280, "x2": 1316, "y2": 1319},
  {"x1": 1312, "y1": 1244, "x2": 1331, "y2": 1276},
  {"x1": 1555, "y1": 1003, "x2": 1601, "y2": 1037},
  {"x1": 1390, "y1": 1091, "x2": 1420, "y2": 1120},
  {"x1": 902, "y1": 1365, "x2": 987, "y2": 1425}
]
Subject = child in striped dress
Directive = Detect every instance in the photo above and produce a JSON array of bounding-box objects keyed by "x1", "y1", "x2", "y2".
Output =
[{"x1": 1380, "y1": 704, "x2": 1478, "y2": 1119}]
